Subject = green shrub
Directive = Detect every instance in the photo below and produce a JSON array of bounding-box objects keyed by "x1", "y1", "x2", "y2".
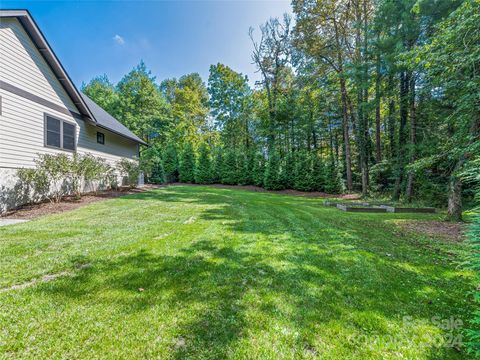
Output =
[
  {"x1": 16, "y1": 168, "x2": 49, "y2": 204},
  {"x1": 70, "y1": 154, "x2": 108, "y2": 198},
  {"x1": 34, "y1": 153, "x2": 71, "y2": 202},
  {"x1": 116, "y1": 158, "x2": 141, "y2": 188}
]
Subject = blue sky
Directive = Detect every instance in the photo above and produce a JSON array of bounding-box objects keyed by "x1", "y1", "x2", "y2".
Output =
[{"x1": 3, "y1": 0, "x2": 292, "y2": 87}]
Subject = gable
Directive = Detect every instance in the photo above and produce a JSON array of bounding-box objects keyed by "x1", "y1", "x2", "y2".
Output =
[{"x1": 0, "y1": 17, "x2": 79, "y2": 113}]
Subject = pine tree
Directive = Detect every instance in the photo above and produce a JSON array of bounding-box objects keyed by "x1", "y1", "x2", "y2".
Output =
[
  {"x1": 324, "y1": 158, "x2": 342, "y2": 194},
  {"x1": 294, "y1": 151, "x2": 313, "y2": 191},
  {"x1": 264, "y1": 150, "x2": 284, "y2": 190},
  {"x1": 311, "y1": 153, "x2": 325, "y2": 192},
  {"x1": 252, "y1": 152, "x2": 265, "y2": 187},
  {"x1": 222, "y1": 148, "x2": 238, "y2": 185},
  {"x1": 237, "y1": 151, "x2": 249, "y2": 185},
  {"x1": 283, "y1": 151, "x2": 296, "y2": 189},
  {"x1": 212, "y1": 148, "x2": 223, "y2": 183},
  {"x1": 179, "y1": 143, "x2": 196, "y2": 183},
  {"x1": 195, "y1": 143, "x2": 212, "y2": 184},
  {"x1": 151, "y1": 157, "x2": 166, "y2": 184},
  {"x1": 163, "y1": 143, "x2": 178, "y2": 183}
]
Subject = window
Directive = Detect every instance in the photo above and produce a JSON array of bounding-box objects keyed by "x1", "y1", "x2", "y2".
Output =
[
  {"x1": 44, "y1": 115, "x2": 76, "y2": 151},
  {"x1": 97, "y1": 132, "x2": 105, "y2": 145},
  {"x1": 63, "y1": 122, "x2": 76, "y2": 151}
]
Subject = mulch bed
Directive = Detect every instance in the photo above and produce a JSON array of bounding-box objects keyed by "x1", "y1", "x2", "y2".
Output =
[
  {"x1": 397, "y1": 220, "x2": 465, "y2": 243},
  {"x1": 1, "y1": 185, "x2": 160, "y2": 220}
]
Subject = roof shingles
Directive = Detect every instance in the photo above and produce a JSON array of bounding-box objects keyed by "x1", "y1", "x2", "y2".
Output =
[{"x1": 80, "y1": 93, "x2": 147, "y2": 145}]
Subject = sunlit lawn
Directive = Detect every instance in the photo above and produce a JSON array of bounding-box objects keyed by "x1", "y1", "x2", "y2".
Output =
[{"x1": 0, "y1": 185, "x2": 474, "y2": 359}]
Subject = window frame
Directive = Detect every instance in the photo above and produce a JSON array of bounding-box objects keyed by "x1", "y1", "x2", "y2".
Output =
[
  {"x1": 43, "y1": 113, "x2": 77, "y2": 152},
  {"x1": 97, "y1": 131, "x2": 105, "y2": 145}
]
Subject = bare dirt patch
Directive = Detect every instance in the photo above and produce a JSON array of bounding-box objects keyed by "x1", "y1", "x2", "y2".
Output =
[
  {"x1": 1, "y1": 185, "x2": 162, "y2": 220},
  {"x1": 174, "y1": 183, "x2": 360, "y2": 200},
  {"x1": 397, "y1": 220, "x2": 465, "y2": 242}
]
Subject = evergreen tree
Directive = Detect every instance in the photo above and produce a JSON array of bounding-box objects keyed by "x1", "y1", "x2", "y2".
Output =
[
  {"x1": 163, "y1": 143, "x2": 178, "y2": 183},
  {"x1": 252, "y1": 152, "x2": 265, "y2": 187},
  {"x1": 212, "y1": 148, "x2": 224, "y2": 183},
  {"x1": 294, "y1": 151, "x2": 313, "y2": 191},
  {"x1": 283, "y1": 151, "x2": 296, "y2": 189},
  {"x1": 324, "y1": 159, "x2": 342, "y2": 194},
  {"x1": 237, "y1": 151, "x2": 250, "y2": 185},
  {"x1": 264, "y1": 150, "x2": 284, "y2": 190},
  {"x1": 222, "y1": 148, "x2": 238, "y2": 185},
  {"x1": 195, "y1": 143, "x2": 212, "y2": 184},
  {"x1": 179, "y1": 143, "x2": 196, "y2": 183},
  {"x1": 311, "y1": 153, "x2": 326, "y2": 192},
  {"x1": 151, "y1": 158, "x2": 166, "y2": 184}
]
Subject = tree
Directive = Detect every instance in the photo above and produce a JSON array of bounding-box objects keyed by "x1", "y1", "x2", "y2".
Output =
[
  {"x1": 311, "y1": 153, "x2": 326, "y2": 192},
  {"x1": 178, "y1": 143, "x2": 196, "y2": 183},
  {"x1": 151, "y1": 158, "x2": 166, "y2": 184},
  {"x1": 294, "y1": 151, "x2": 313, "y2": 191},
  {"x1": 212, "y1": 148, "x2": 224, "y2": 183},
  {"x1": 195, "y1": 143, "x2": 213, "y2": 184},
  {"x1": 208, "y1": 64, "x2": 253, "y2": 148},
  {"x1": 116, "y1": 61, "x2": 170, "y2": 142},
  {"x1": 222, "y1": 148, "x2": 239, "y2": 185},
  {"x1": 171, "y1": 73, "x2": 210, "y2": 147},
  {"x1": 293, "y1": 0, "x2": 355, "y2": 191},
  {"x1": 81, "y1": 74, "x2": 118, "y2": 115},
  {"x1": 250, "y1": 14, "x2": 292, "y2": 150},
  {"x1": 252, "y1": 152, "x2": 265, "y2": 187},
  {"x1": 163, "y1": 143, "x2": 179, "y2": 183},
  {"x1": 264, "y1": 150, "x2": 284, "y2": 190},
  {"x1": 413, "y1": 0, "x2": 480, "y2": 220}
]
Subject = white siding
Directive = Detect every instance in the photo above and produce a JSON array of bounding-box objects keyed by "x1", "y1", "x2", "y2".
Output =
[
  {"x1": 0, "y1": 18, "x2": 140, "y2": 212},
  {"x1": 0, "y1": 17, "x2": 139, "y2": 168},
  {"x1": 0, "y1": 89, "x2": 138, "y2": 169},
  {"x1": 0, "y1": 18, "x2": 78, "y2": 112}
]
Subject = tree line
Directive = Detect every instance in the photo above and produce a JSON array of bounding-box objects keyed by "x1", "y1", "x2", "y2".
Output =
[{"x1": 82, "y1": 0, "x2": 479, "y2": 220}]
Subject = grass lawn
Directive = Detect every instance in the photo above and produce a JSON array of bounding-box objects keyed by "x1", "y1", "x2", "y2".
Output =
[{"x1": 0, "y1": 185, "x2": 474, "y2": 359}]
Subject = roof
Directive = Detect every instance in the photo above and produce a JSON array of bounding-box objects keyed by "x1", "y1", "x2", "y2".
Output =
[
  {"x1": 0, "y1": 9, "x2": 147, "y2": 146},
  {"x1": 80, "y1": 93, "x2": 147, "y2": 145}
]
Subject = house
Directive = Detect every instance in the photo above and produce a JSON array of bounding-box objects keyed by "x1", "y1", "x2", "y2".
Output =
[{"x1": 0, "y1": 9, "x2": 147, "y2": 212}]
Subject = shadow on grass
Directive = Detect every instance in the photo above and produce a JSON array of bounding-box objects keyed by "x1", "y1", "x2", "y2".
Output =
[{"x1": 30, "y1": 186, "x2": 471, "y2": 358}]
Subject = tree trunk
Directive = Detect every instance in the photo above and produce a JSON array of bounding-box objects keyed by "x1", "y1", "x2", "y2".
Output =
[
  {"x1": 406, "y1": 75, "x2": 417, "y2": 202},
  {"x1": 447, "y1": 161, "x2": 463, "y2": 222},
  {"x1": 387, "y1": 74, "x2": 395, "y2": 160},
  {"x1": 392, "y1": 70, "x2": 410, "y2": 201},
  {"x1": 375, "y1": 51, "x2": 382, "y2": 163},
  {"x1": 333, "y1": 17, "x2": 353, "y2": 191},
  {"x1": 340, "y1": 77, "x2": 353, "y2": 191}
]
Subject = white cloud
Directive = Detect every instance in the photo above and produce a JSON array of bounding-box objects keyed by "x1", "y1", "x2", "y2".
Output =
[{"x1": 113, "y1": 34, "x2": 125, "y2": 45}]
